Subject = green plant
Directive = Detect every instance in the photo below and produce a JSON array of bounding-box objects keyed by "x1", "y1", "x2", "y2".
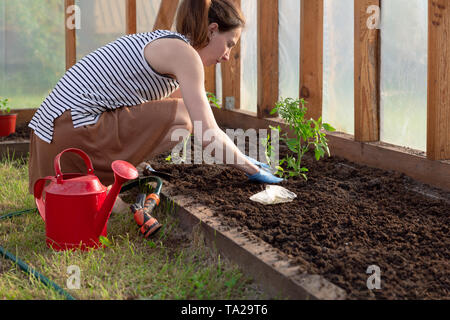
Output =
[
  {"x1": 260, "y1": 132, "x2": 273, "y2": 167},
  {"x1": 165, "y1": 134, "x2": 192, "y2": 164},
  {"x1": 0, "y1": 97, "x2": 11, "y2": 113},
  {"x1": 260, "y1": 131, "x2": 282, "y2": 173},
  {"x1": 269, "y1": 97, "x2": 335, "y2": 180},
  {"x1": 207, "y1": 92, "x2": 221, "y2": 109}
]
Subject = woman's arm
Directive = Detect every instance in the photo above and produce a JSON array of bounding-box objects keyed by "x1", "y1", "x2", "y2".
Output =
[{"x1": 144, "y1": 38, "x2": 259, "y2": 175}]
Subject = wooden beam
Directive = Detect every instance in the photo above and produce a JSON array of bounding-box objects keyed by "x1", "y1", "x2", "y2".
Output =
[
  {"x1": 211, "y1": 108, "x2": 450, "y2": 191},
  {"x1": 126, "y1": 0, "x2": 137, "y2": 34},
  {"x1": 427, "y1": 0, "x2": 450, "y2": 160},
  {"x1": 354, "y1": 0, "x2": 380, "y2": 142},
  {"x1": 153, "y1": 0, "x2": 180, "y2": 31},
  {"x1": 204, "y1": 65, "x2": 216, "y2": 97},
  {"x1": 257, "y1": 0, "x2": 279, "y2": 118},
  {"x1": 221, "y1": 0, "x2": 241, "y2": 110},
  {"x1": 221, "y1": 41, "x2": 241, "y2": 110},
  {"x1": 65, "y1": 0, "x2": 76, "y2": 70},
  {"x1": 300, "y1": 0, "x2": 324, "y2": 121}
]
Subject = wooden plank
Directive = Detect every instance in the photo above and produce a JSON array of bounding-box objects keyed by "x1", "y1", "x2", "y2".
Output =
[
  {"x1": 211, "y1": 108, "x2": 450, "y2": 191},
  {"x1": 0, "y1": 142, "x2": 30, "y2": 160},
  {"x1": 326, "y1": 131, "x2": 450, "y2": 192},
  {"x1": 221, "y1": 43, "x2": 241, "y2": 110},
  {"x1": 204, "y1": 65, "x2": 216, "y2": 97},
  {"x1": 65, "y1": 0, "x2": 77, "y2": 70},
  {"x1": 153, "y1": 0, "x2": 180, "y2": 31},
  {"x1": 221, "y1": 0, "x2": 241, "y2": 110},
  {"x1": 9, "y1": 108, "x2": 36, "y2": 126},
  {"x1": 354, "y1": 0, "x2": 380, "y2": 142},
  {"x1": 300, "y1": 0, "x2": 324, "y2": 121},
  {"x1": 427, "y1": 0, "x2": 450, "y2": 160},
  {"x1": 126, "y1": 0, "x2": 137, "y2": 34},
  {"x1": 257, "y1": 0, "x2": 279, "y2": 118}
]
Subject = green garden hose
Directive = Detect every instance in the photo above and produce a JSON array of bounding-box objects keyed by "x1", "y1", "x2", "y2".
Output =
[
  {"x1": 0, "y1": 208, "x2": 36, "y2": 219},
  {"x1": 130, "y1": 176, "x2": 164, "y2": 238},
  {"x1": 0, "y1": 245, "x2": 75, "y2": 300},
  {"x1": 0, "y1": 209, "x2": 76, "y2": 300}
]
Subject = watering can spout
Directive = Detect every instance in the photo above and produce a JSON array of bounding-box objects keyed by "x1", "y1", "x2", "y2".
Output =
[{"x1": 95, "y1": 160, "x2": 138, "y2": 236}]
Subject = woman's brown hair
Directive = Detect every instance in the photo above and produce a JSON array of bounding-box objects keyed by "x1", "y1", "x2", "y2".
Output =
[{"x1": 176, "y1": 0, "x2": 245, "y2": 49}]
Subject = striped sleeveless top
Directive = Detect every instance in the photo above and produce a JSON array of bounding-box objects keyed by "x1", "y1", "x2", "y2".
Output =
[{"x1": 29, "y1": 30, "x2": 191, "y2": 143}]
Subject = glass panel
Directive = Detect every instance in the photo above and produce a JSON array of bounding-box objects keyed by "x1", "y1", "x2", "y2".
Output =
[
  {"x1": 240, "y1": 0, "x2": 257, "y2": 113},
  {"x1": 0, "y1": 0, "x2": 5, "y2": 99},
  {"x1": 322, "y1": 0, "x2": 355, "y2": 134},
  {"x1": 137, "y1": 0, "x2": 180, "y2": 33},
  {"x1": 279, "y1": 0, "x2": 300, "y2": 101},
  {"x1": 0, "y1": 0, "x2": 65, "y2": 109},
  {"x1": 75, "y1": 0, "x2": 125, "y2": 60},
  {"x1": 136, "y1": 0, "x2": 161, "y2": 33},
  {"x1": 380, "y1": 0, "x2": 427, "y2": 151}
]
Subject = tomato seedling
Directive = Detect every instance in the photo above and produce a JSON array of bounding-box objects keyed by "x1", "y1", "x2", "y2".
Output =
[{"x1": 269, "y1": 97, "x2": 335, "y2": 180}]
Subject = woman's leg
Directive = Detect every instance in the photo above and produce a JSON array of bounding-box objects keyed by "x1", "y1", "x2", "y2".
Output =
[
  {"x1": 29, "y1": 98, "x2": 192, "y2": 194},
  {"x1": 144, "y1": 98, "x2": 193, "y2": 158},
  {"x1": 111, "y1": 99, "x2": 192, "y2": 214}
]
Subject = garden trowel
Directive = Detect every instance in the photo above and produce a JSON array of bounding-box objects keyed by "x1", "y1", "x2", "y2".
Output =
[{"x1": 142, "y1": 163, "x2": 174, "y2": 181}]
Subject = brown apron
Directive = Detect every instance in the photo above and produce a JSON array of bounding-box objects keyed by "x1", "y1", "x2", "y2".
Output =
[{"x1": 28, "y1": 98, "x2": 192, "y2": 194}]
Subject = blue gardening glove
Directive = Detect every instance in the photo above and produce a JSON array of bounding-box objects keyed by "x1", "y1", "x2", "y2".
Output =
[
  {"x1": 244, "y1": 155, "x2": 272, "y2": 171},
  {"x1": 246, "y1": 169, "x2": 284, "y2": 184}
]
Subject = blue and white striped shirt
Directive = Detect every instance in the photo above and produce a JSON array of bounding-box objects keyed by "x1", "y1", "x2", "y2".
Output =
[{"x1": 29, "y1": 30, "x2": 190, "y2": 143}]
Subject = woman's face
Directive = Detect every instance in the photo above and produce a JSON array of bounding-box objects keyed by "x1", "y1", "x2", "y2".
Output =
[{"x1": 198, "y1": 23, "x2": 242, "y2": 67}]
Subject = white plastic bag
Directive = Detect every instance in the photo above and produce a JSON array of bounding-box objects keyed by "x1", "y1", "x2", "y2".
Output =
[{"x1": 249, "y1": 185, "x2": 297, "y2": 205}]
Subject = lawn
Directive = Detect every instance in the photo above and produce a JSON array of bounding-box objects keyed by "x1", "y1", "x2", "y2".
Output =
[{"x1": 0, "y1": 154, "x2": 267, "y2": 300}]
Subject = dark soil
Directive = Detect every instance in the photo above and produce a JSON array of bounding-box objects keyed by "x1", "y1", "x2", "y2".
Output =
[
  {"x1": 147, "y1": 139, "x2": 450, "y2": 300},
  {"x1": 0, "y1": 121, "x2": 31, "y2": 142}
]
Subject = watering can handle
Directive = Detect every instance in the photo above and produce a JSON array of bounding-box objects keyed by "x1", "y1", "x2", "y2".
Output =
[
  {"x1": 54, "y1": 148, "x2": 95, "y2": 184},
  {"x1": 33, "y1": 176, "x2": 55, "y2": 221}
]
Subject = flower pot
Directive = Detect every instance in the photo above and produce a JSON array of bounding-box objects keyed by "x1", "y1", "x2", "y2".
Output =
[{"x1": 0, "y1": 113, "x2": 17, "y2": 137}]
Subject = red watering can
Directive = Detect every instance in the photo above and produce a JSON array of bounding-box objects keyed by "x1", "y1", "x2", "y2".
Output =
[{"x1": 34, "y1": 148, "x2": 138, "y2": 251}]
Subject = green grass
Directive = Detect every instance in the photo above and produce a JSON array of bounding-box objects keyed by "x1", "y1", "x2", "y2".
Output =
[{"x1": 0, "y1": 155, "x2": 267, "y2": 300}]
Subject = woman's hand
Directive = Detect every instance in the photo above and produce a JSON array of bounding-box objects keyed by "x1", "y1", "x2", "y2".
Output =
[
  {"x1": 246, "y1": 169, "x2": 284, "y2": 184},
  {"x1": 244, "y1": 155, "x2": 272, "y2": 171}
]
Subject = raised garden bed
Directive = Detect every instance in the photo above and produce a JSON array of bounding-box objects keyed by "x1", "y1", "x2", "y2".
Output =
[
  {"x1": 146, "y1": 141, "x2": 450, "y2": 300},
  {"x1": 0, "y1": 121, "x2": 31, "y2": 142},
  {"x1": 2, "y1": 121, "x2": 449, "y2": 299},
  {"x1": 0, "y1": 108, "x2": 35, "y2": 144},
  {"x1": 0, "y1": 121, "x2": 31, "y2": 159}
]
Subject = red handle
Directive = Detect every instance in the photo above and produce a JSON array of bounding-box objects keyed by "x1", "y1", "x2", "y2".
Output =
[
  {"x1": 53, "y1": 148, "x2": 95, "y2": 184},
  {"x1": 33, "y1": 176, "x2": 55, "y2": 222}
]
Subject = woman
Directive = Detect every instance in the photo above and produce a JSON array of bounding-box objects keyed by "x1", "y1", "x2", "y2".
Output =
[{"x1": 28, "y1": 0, "x2": 282, "y2": 198}]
